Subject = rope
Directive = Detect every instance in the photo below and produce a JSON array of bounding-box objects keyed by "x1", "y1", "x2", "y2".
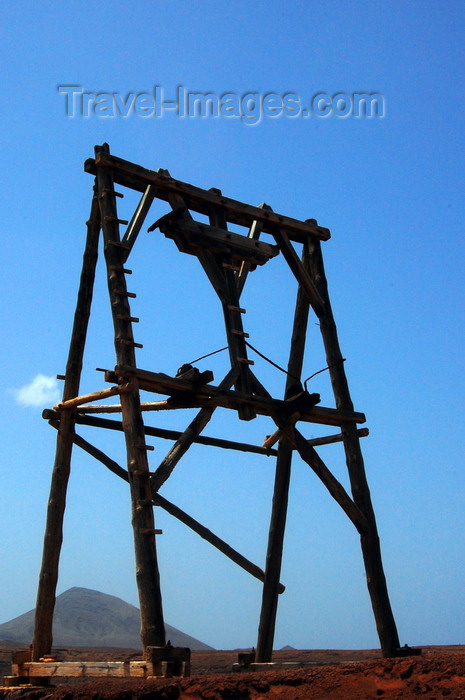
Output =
[
  {"x1": 188, "y1": 340, "x2": 346, "y2": 392},
  {"x1": 188, "y1": 346, "x2": 228, "y2": 365},
  {"x1": 244, "y1": 340, "x2": 299, "y2": 382},
  {"x1": 303, "y1": 359, "x2": 346, "y2": 391}
]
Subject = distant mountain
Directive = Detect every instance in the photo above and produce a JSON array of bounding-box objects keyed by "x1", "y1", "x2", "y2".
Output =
[{"x1": 0, "y1": 587, "x2": 213, "y2": 650}]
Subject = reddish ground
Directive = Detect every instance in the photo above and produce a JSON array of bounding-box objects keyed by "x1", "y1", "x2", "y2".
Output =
[{"x1": 1, "y1": 646, "x2": 465, "y2": 699}]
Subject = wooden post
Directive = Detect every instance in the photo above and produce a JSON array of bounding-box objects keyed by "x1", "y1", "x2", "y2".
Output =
[
  {"x1": 32, "y1": 190, "x2": 101, "y2": 660},
  {"x1": 210, "y1": 194, "x2": 255, "y2": 421},
  {"x1": 255, "y1": 241, "x2": 312, "y2": 662},
  {"x1": 306, "y1": 237, "x2": 400, "y2": 657},
  {"x1": 95, "y1": 144, "x2": 165, "y2": 651}
]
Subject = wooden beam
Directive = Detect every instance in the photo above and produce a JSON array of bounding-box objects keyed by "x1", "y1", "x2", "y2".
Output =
[
  {"x1": 160, "y1": 188, "x2": 255, "y2": 420},
  {"x1": 108, "y1": 366, "x2": 366, "y2": 427},
  {"x1": 73, "y1": 399, "x2": 173, "y2": 413},
  {"x1": 208, "y1": 198, "x2": 256, "y2": 421},
  {"x1": 150, "y1": 369, "x2": 239, "y2": 492},
  {"x1": 262, "y1": 412, "x2": 300, "y2": 449},
  {"x1": 32, "y1": 190, "x2": 101, "y2": 661},
  {"x1": 271, "y1": 228, "x2": 324, "y2": 312},
  {"x1": 306, "y1": 235, "x2": 400, "y2": 658},
  {"x1": 120, "y1": 184, "x2": 156, "y2": 261},
  {"x1": 53, "y1": 385, "x2": 131, "y2": 410},
  {"x1": 256, "y1": 240, "x2": 312, "y2": 663},
  {"x1": 47, "y1": 418, "x2": 129, "y2": 482},
  {"x1": 157, "y1": 217, "x2": 279, "y2": 267},
  {"x1": 150, "y1": 493, "x2": 286, "y2": 594},
  {"x1": 264, "y1": 427, "x2": 369, "y2": 450},
  {"x1": 288, "y1": 425, "x2": 369, "y2": 534},
  {"x1": 85, "y1": 150, "x2": 331, "y2": 243},
  {"x1": 43, "y1": 410, "x2": 278, "y2": 457},
  {"x1": 96, "y1": 143, "x2": 165, "y2": 651},
  {"x1": 46, "y1": 421, "x2": 284, "y2": 594},
  {"x1": 307, "y1": 427, "x2": 369, "y2": 447},
  {"x1": 18, "y1": 661, "x2": 154, "y2": 679}
]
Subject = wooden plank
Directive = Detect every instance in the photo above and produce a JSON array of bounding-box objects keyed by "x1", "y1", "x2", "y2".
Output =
[
  {"x1": 85, "y1": 150, "x2": 331, "y2": 242},
  {"x1": 22, "y1": 661, "x2": 150, "y2": 678}
]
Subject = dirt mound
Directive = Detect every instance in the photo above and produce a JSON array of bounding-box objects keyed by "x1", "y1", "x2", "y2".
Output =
[{"x1": 2, "y1": 650, "x2": 465, "y2": 699}]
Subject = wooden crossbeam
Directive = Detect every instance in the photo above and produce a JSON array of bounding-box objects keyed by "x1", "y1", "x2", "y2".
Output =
[
  {"x1": 150, "y1": 370, "x2": 239, "y2": 491},
  {"x1": 86, "y1": 151, "x2": 331, "y2": 242},
  {"x1": 272, "y1": 228, "x2": 324, "y2": 311},
  {"x1": 45, "y1": 418, "x2": 283, "y2": 593},
  {"x1": 286, "y1": 424, "x2": 369, "y2": 535},
  {"x1": 158, "y1": 217, "x2": 279, "y2": 267},
  {"x1": 120, "y1": 183, "x2": 156, "y2": 261},
  {"x1": 44, "y1": 410, "x2": 278, "y2": 457},
  {"x1": 150, "y1": 493, "x2": 286, "y2": 594},
  {"x1": 106, "y1": 366, "x2": 366, "y2": 427},
  {"x1": 306, "y1": 427, "x2": 369, "y2": 447}
]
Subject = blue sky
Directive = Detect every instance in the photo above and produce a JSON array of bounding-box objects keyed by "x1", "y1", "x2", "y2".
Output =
[{"x1": 1, "y1": 0, "x2": 464, "y2": 651}]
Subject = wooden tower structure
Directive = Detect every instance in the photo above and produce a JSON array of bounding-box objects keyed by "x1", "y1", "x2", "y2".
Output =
[{"x1": 32, "y1": 143, "x2": 401, "y2": 665}]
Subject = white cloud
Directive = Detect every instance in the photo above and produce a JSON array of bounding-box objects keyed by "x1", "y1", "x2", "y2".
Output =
[{"x1": 14, "y1": 374, "x2": 60, "y2": 407}]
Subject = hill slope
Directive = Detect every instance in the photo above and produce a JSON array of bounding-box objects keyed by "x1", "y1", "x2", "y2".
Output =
[{"x1": 0, "y1": 587, "x2": 212, "y2": 650}]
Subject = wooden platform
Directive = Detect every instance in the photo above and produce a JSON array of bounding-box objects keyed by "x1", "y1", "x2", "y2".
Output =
[{"x1": 5, "y1": 646, "x2": 191, "y2": 685}]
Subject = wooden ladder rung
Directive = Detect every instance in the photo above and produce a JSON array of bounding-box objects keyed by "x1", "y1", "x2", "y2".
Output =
[
  {"x1": 237, "y1": 357, "x2": 254, "y2": 365},
  {"x1": 119, "y1": 339, "x2": 143, "y2": 348},
  {"x1": 139, "y1": 528, "x2": 163, "y2": 535},
  {"x1": 104, "y1": 216, "x2": 129, "y2": 225},
  {"x1": 117, "y1": 315, "x2": 140, "y2": 322},
  {"x1": 108, "y1": 240, "x2": 130, "y2": 250},
  {"x1": 232, "y1": 330, "x2": 250, "y2": 338},
  {"x1": 101, "y1": 188, "x2": 124, "y2": 198},
  {"x1": 114, "y1": 289, "x2": 137, "y2": 298},
  {"x1": 110, "y1": 265, "x2": 132, "y2": 274},
  {"x1": 227, "y1": 305, "x2": 246, "y2": 313}
]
